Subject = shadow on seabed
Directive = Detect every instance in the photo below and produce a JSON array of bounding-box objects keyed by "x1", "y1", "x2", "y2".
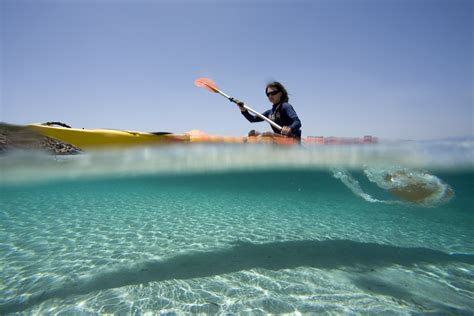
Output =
[{"x1": 2, "y1": 239, "x2": 473, "y2": 314}]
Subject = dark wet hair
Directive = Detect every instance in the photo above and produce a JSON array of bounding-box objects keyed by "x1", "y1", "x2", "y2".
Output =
[{"x1": 266, "y1": 81, "x2": 289, "y2": 103}]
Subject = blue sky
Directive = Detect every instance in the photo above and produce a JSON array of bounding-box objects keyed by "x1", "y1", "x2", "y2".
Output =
[{"x1": 1, "y1": 0, "x2": 472, "y2": 140}]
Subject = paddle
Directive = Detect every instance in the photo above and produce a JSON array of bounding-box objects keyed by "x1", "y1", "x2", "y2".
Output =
[{"x1": 194, "y1": 77, "x2": 282, "y2": 131}]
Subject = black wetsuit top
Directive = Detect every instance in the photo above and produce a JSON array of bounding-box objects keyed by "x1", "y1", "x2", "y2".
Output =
[{"x1": 241, "y1": 102, "x2": 302, "y2": 139}]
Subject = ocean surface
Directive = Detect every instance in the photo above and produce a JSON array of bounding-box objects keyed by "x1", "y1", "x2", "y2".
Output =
[{"x1": 1, "y1": 139, "x2": 473, "y2": 315}]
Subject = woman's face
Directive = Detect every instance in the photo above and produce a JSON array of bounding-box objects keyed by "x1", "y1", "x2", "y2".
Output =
[{"x1": 266, "y1": 87, "x2": 282, "y2": 105}]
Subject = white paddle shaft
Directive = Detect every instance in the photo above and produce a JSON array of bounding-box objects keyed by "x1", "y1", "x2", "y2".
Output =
[{"x1": 216, "y1": 90, "x2": 282, "y2": 131}]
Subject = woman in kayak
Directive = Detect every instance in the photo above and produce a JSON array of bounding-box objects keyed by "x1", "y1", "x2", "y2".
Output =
[{"x1": 235, "y1": 81, "x2": 302, "y2": 139}]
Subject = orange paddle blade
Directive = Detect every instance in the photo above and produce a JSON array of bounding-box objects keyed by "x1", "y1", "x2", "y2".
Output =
[{"x1": 194, "y1": 77, "x2": 219, "y2": 93}]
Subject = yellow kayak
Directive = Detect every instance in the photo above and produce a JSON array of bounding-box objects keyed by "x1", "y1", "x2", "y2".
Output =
[
  {"x1": 28, "y1": 123, "x2": 300, "y2": 149},
  {"x1": 28, "y1": 123, "x2": 189, "y2": 149},
  {"x1": 30, "y1": 122, "x2": 381, "y2": 150}
]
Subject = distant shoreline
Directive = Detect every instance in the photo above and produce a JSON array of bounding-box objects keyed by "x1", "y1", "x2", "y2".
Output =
[{"x1": 0, "y1": 123, "x2": 81, "y2": 155}]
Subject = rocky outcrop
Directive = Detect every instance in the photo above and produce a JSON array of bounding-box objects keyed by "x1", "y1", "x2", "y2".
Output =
[{"x1": 0, "y1": 123, "x2": 81, "y2": 154}]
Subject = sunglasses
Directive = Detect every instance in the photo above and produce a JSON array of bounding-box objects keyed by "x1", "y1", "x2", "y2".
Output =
[{"x1": 266, "y1": 90, "x2": 280, "y2": 97}]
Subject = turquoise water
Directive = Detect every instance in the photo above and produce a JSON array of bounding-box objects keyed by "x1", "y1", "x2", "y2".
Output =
[{"x1": 1, "y1": 141, "x2": 473, "y2": 314}]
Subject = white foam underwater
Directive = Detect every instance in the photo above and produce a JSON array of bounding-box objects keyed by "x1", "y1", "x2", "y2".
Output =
[{"x1": 332, "y1": 166, "x2": 455, "y2": 207}]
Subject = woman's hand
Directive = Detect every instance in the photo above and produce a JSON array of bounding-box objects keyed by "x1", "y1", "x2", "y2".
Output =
[
  {"x1": 234, "y1": 99, "x2": 246, "y2": 112},
  {"x1": 281, "y1": 126, "x2": 292, "y2": 136}
]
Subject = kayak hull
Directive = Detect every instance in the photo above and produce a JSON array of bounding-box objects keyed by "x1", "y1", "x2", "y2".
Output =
[
  {"x1": 28, "y1": 124, "x2": 299, "y2": 149},
  {"x1": 29, "y1": 124, "x2": 374, "y2": 150},
  {"x1": 28, "y1": 124, "x2": 189, "y2": 149}
]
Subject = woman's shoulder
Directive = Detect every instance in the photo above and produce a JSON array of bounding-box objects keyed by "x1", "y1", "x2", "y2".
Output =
[{"x1": 281, "y1": 102, "x2": 294, "y2": 109}]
